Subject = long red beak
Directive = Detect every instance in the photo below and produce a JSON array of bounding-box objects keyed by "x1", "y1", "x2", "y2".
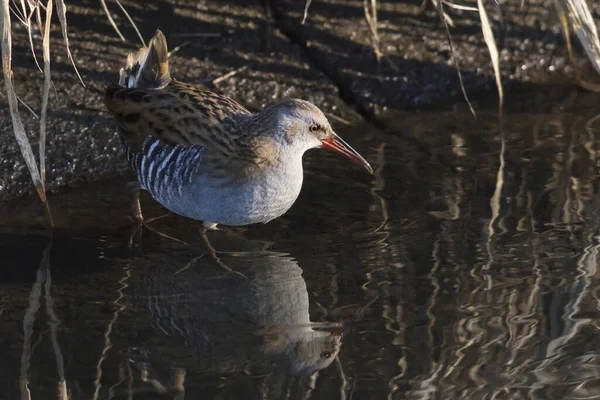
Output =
[{"x1": 321, "y1": 133, "x2": 373, "y2": 174}]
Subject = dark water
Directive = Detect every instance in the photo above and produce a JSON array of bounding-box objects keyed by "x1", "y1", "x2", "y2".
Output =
[{"x1": 2, "y1": 111, "x2": 600, "y2": 399}]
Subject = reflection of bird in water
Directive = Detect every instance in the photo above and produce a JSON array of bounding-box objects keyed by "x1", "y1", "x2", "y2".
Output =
[{"x1": 133, "y1": 250, "x2": 342, "y2": 376}]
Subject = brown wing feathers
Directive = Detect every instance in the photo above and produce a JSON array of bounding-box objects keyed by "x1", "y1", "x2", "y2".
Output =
[
  {"x1": 120, "y1": 30, "x2": 170, "y2": 90},
  {"x1": 105, "y1": 30, "x2": 251, "y2": 154}
]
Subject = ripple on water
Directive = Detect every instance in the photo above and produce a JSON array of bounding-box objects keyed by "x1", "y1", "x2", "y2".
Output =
[{"x1": 2, "y1": 113, "x2": 600, "y2": 398}]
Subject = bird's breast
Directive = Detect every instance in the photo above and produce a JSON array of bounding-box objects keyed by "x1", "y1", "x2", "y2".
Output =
[{"x1": 161, "y1": 160, "x2": 305, "y2": 226}]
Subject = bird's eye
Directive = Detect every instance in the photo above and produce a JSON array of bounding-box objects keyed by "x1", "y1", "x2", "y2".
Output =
[
  {"x1": 320, "y1": 351, "x2": 332, "y2": 359},
  {"x1": 309, "y1": 124, "x2": 320, "y2": 133}
]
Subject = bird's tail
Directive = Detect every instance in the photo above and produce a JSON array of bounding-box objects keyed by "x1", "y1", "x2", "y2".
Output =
[{"x1": 119, "y1": 30, "x2": 171, "y2": 89}]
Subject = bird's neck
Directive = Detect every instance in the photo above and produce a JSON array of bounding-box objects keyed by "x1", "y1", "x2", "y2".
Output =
[{"x1": 205, "y1": 124, "x2": 306, "y2": 180}]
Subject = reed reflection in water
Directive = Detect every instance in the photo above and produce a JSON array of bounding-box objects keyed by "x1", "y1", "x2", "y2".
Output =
[
  {"x1": 360, "y1": 113, "x2": 600, "y2": 399},
  {"x1": 2, "y1": 113, "x2": 600, "y2": 399}
]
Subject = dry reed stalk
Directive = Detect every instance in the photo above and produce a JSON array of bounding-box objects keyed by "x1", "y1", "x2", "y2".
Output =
[
  {"x1": 555, "y1": 0, "x2": 600, "y2": 91},
  {"x1": 2, "y1": 0, "x2": 88, "y2": 225},
  {"x1": 40, "y1": 0, "x2": 52, "y2": 186},
  {"x1": 363, "y1": 0, "x2": 381, "y2": 63},
  {"x1": 433, "y1": 0, "x2": 504, "y2": 117},
  {"x1": 23, "y1": 0, "x2": 42, "y2": 72},
  {"x1": 364, "y1": 0, "x2": 399, "y2": 72},
  {"x1": 477, "y1": 0, "x2": 503, "y2": 118},
  {"x1": 1, "y1": 0, "x2": 53, "y2": 224}
]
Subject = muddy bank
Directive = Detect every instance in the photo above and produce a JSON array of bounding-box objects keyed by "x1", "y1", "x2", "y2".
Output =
[
  {"x1": 1, "y1": 0, "x2": 600, "y2": 201},
  {"x1": 1, "y1": 0, "x2": 359, "y2": 200},
  {"x1": 273, "y1": 0, "x2": 600, "y2": 117}
]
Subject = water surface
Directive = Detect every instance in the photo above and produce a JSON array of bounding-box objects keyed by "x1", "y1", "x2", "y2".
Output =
[{"x1": 2, "y1": 111, "x2": 600, "y2": 399}]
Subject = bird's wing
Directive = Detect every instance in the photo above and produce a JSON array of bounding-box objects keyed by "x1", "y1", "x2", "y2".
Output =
[{"x1": 104, "y1": 81, "x2": 251, "y2": 154}]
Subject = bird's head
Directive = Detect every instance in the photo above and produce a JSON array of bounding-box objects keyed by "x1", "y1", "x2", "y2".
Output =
[{"x1": 254, "y1": 99, "x2": 373, "y2": 174}]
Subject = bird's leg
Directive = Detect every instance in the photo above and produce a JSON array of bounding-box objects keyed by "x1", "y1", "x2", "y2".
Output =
[
  {"x1": 199, "y1": 223, "x2": 219, "y2": 259},
  {"x1": 126, "y1": 182, "x2": 188, "y2": 247},
  {"x1": 127, "y1": 181, "x2": 144, "y2": 223},
  {"x1": 199, "y1": 223, "x2": 247, "y2": 279},
  {"x1": 127, "y1": 182, "x2": 171, "y2": 223},
  {"x1": 127, "y1": 182, "x2": 144, "y2": 249}
]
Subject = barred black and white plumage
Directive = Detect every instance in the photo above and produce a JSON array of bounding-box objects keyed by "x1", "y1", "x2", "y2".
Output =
[
  {"x1": 104, "y1": 30, "x2": 372, "y2": 228},
  {"x1": 121, "y1": 135, "x2": 206, "y2": 198}
]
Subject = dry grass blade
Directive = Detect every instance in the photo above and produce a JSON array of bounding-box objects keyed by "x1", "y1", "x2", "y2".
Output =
[
  {"x1": 364, "y1": 0, "x2": 381, "y2": 63},
  {"x1": 55, "y1": 0, "x2": 84, "y2": 85},
  {"x1": 438, "y1": 0, "x2": 476, "y2": 117},
  {"x1": 34, "y1": 0, "x2": 42, "y2": 33},
  {"x1": 325, "y1": 112, "x2": 352, "y2": 125},
  {"x1": 425, "y1": 0, "x2": 454, "y2": 26},
  {"x1": 114, "y1": 0, "x2": 145, "y2": 46},
  {"x1": 212, "y1": 65, "x2": 248, "y2": 85},
  {"x1": 9, "y1": 2, "x2": 27, "y2": 25},
  {"x1": 99, "y1": 0, "x2": 145, "y2": 45},
  {"x1": 1, "y1": 0, "x2": 52, "y2": 224},
  {"x1": 100, "y1": 0, "x2": 125, "y2": 41},
  {"x1": 477, "y1": 0, "x2": 503, "y2": 118},
  {"x1": 564, "y1": 0, "x2": 600, "y2": 74},
  {"x1": 302, "y1": 0, "x2": 312, "y2": 24},
  {"x1": 442, "y1": 1, "x2": 477, "y2": 12},
  {"x1": 364, "y1": 0, "x2": 399, "y2": 72},
  {"x1": 17, "y1": 96, "x2": 40, "y2": 119},
  {"x1": 168, "y1": 40, "x2": 189, "y2": 56},
  {"x1": 23, "y1": 0, "x2": 42, "y2": 73},
  {"x1": 40, "y1": 0, "x2": 53, "y2": 185},
  {"x1": 555, "y1": 0, "x2": 600, "y2": 91}
]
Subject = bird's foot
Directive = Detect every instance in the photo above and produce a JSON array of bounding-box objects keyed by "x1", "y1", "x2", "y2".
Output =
[
  {"x1": 141, "y1": 218, "x2": 189, "y2": 246},
  {"x1": 199, "y1": 225, "x2": 247, "y2": 279},
  {"x1": 126, "y1": 182, "x2": 188, "y2": 248},
  {"x1": 128, "y1": 218, "x2": 189, "y2": 249}
]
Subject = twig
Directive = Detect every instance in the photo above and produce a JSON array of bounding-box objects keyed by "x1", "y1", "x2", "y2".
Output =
[
  {"x1": 437, "y1": 0, "x2": 476, "y2": 117},
  {"x1": 302, "y1": 0, "x2": 312, "y2": 24},
  {"x1": 325, "y1": 112, "x2": 352, "y2": 126},
  {"x1": 212, "y1": 65, "x2": 248, "y2": 85},
  {"x1": 442, "y1": 0, "x2": 477, "y2": 11},
  {"x1": 17, "y1": 96, "x2": 40, "y2": 119}
]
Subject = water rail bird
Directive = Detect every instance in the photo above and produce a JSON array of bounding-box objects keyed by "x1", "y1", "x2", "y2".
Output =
[{"x1": 104, "y1": 30, "x2": 372, "y2": 230}]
